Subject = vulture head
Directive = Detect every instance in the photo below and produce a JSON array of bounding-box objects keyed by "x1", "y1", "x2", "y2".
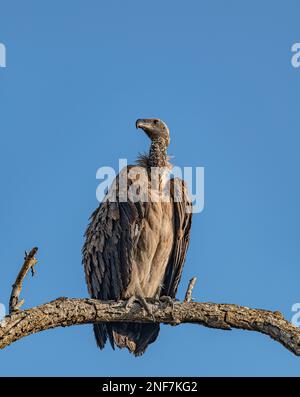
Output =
[{"x1": 136, "y1": 118, "x2": 170, "y2": 147}]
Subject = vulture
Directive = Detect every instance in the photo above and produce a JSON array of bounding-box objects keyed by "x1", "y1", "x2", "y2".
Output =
[{"x1": 82, "y1": 118, "x2": 192, "y2": 356}]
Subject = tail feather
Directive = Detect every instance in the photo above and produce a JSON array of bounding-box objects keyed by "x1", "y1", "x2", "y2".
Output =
[
  {"x1": 93, "y1": 322, "x2": 160, "y2": 356},
  {"x1": 93, "y1": 323, "x2": 107, "y2": 349}
]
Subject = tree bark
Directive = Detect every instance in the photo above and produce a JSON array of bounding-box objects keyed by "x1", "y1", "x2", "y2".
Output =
[
  {"x1": 1, "y1": 297, "x2": 299, "y2": 355},
  {"x1": 9, "y1": 247, "x2": 38, "y2": 313}
]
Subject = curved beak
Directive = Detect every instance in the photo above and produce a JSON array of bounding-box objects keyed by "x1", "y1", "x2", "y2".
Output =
[{"x1": 136, "y1": 119, "x2": 149, "y2": 130}]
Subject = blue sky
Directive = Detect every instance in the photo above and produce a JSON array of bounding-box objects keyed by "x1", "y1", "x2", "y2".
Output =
[{"x1": 0, "y1": 0, "x2": 300, "y2": 376}]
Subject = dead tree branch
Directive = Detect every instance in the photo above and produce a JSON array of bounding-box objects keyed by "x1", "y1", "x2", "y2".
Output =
[
  {"x1": 9, "y1": 247, "x2": 38, "y2": 313},
  {"x1": 1, "y1": 298, "x2": 300, "y2": 355},
  {"x1": 184, "y1": 277, "x2": 197, "y2": 302},
  {"x1": 2, "y1": 247, "x2": 300, "y2": 356}
]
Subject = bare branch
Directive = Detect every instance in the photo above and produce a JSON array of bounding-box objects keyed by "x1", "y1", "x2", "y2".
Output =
[
  {"x1": 9, "y1": 247, "x2": 38, "y2": 313},
  {"x1": 3, "y1": 249, "x2": 299, "y2": 356},
  {"x1": 184, "y1": 277, "x2": 197, "y2": 302},
  {"x1": 1, "y1": 297, "x2": 300, "y2": 355}
]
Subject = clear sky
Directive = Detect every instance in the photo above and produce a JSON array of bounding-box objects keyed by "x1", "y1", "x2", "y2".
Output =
[{"x1": 0, "y1": 0, "x2": 300, "y2": 376}]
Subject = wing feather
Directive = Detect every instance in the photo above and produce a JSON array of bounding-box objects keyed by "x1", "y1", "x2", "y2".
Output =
[
  {"x1": 82, "y1": 167, "x2": 146, "y2": 348},
  {"x1": 161, "y1": 178, "x2": 192, "y2": 298}
]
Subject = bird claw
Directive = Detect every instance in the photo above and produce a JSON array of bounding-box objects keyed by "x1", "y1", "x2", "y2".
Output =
[
  {"x1": 124, "y1": 296, "x2": 137, "y2": 311},
  {"x1": 124, "y1": 296, "x2": 155, "y2": 321},
  {"x1": 159, "y1": 296, "x2": 175, "y2": 310}
]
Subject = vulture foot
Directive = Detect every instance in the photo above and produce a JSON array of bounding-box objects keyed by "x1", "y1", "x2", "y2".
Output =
[
  {"x1": 124, "y1": 296, "x2": 155, "y2": 321},
  {"x1": 159, "y1": 295, "x2": 175, "y2": 309}
]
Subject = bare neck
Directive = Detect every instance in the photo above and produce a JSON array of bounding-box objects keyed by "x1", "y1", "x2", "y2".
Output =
[{"x1": 148, "y1": 137, "x2": 168, "y2": 168}]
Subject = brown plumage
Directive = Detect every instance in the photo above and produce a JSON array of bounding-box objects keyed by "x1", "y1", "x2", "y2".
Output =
[{"x1": 82, "y1": 118, "x2": 192, "y2": 356}]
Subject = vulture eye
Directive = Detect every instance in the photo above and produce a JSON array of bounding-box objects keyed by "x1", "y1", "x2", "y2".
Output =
[{"x1": 153, "y1": 120, "x2": 158, "y2": 125}]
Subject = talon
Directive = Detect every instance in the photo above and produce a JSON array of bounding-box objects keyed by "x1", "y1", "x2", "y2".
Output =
[
  {"x1": 123, "y1": 296, "x2": 155, "y2": 320},
  {"x1": 159, "y1": 296, "x2": 175, "y2": 309},
  {"x1": 124, "y1": 296, "x2": 136, "y2": 310},
  {"x1": 137, "y1": 295, "x2": 153, "y2": 318}
]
